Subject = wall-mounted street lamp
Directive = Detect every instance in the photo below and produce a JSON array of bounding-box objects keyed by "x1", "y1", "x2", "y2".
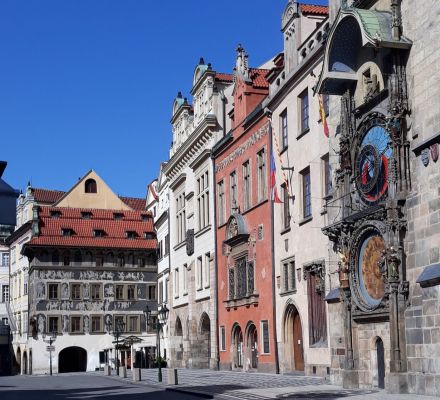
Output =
[{"x1": 144, "y1": 303, "x2": 169, "y2": 382}]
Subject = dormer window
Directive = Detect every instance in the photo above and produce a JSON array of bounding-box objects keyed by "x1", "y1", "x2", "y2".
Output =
[
  {"x1": 113, "y1": 213, "x2": 124, "y2": 220},
  {"x1": 94, "y1": 229, "x2": 105, "y2": 237},
  {"x1": 141, "y1": 214, "x2": 149, "y2": 221},
  {"x1": 50, "y1": 211, "x2": 61, "y2": 219},
  {"x1": 126, "y1": 231, "x2": 137, "y2": 239},
  {"x1": 62, "y1": 228, "x2": 74, "y2": 237},
  {"x1": 81, "y1": 212, "x2": 92, "y2": 219},
  {"x1": 144, "y1": 232, "x2": 155, "y2": 240},
  {"x1": 85, "y1": 178, "x2": 97, "y2": 194}
]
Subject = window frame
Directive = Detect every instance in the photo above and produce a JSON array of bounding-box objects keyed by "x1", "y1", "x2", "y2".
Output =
[
  {"x1": 257, "y1": 148, "x2": 267, "y2": 202},
  {"x1": 299, "y1": 88, "x2": 310, "y2": 134},
  {"x1": 196, "y1": 170, "x2": 210, "y2": 231},
  {"x1": 281, "y1": 183, "x2": 290, "y2": 230},
  {"x1": 217, "y1": 180, "x2": 225, "y2": 225},
  {"x1": 280, "y1": 109, "x2": 288, "y2": 150},
  {"x1": 242, "y1": 160, "x2": 252, "y2": 211},
  {"x1": 261, "y1": 320, "x2": 270, "y2": 354},
  {"x1": 301, "y1": 167, "x2": 312, "y2": 219},
  {"x1": 91, "y1": 315, "x2": 103, "y2": 333},
  {"x1": 71, "y1": 283, "x2": 82, "y2": 300},
  {"x1": 48, "y1": 283, "x2": 60, "y2": 300},
  {"x1": 70, "y1": 316, "x2": 83, "y2": 334},
  {"x1": 230, "y1": 170, "x2": 237, "y2": 214}
]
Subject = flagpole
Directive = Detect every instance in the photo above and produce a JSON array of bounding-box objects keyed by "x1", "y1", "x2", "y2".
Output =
[{"x1": 266, "y1": 109, "x2": 280, "y2": 375}]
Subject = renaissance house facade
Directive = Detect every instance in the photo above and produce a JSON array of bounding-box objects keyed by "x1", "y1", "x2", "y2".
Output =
[
  {"x1": 264, "y1": 1, "x2": 333, "y2": 377},
  {"x1": 21, "y1": 171, "x2": 157, "y2": 374},
  {"x1": 164, "y1": 60, "x2": 233, "y2": 369}
]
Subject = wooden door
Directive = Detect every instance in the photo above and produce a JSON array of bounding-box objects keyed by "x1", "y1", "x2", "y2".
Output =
[
  {"x1": 293, "y1": 312, "x2": 304, "y2": 371},
  {"x1": 377, "y1": 338, "x2": 385, "y2": 389}
]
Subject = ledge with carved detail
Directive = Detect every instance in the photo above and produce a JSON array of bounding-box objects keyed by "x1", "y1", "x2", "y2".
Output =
[{"x1": 223, "y1": 293, "x2": 259, "y2": 310}]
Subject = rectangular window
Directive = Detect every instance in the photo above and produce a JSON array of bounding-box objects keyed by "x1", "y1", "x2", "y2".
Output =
[
  {"x1": 217, "y1": 180, "x2": 225, "y2": 225},
  {"x1": 174, "y1": 268, "x2": 179, "y2": 297},
  {"x1": 158, "y1": 281, "x2": 163, "y2": 303},
  {"x1": 165, "y1": 279, "x2": 169, "y2": 302},
  {"x1": 220, "y1": 326, "x2": 226, "y2": 351},
  {"x1": 230, "y1": 257, "x2": 254, "y2": 299},
  {"x1": 148, "y1": 285, "x2": 156, "y2": 300},
  {"x1": 242, "y1": 160, "x2": 251, "y2": 210},
  {"x1": 71, "y1": 284, "x2": 81, "y2": 300},
  {"x1": 115, "y1": 285, "x2": 124, "y2": 300},
  {"x1": 2, "y1": 285, "x2": 9, "y2": 302},
  {"x1": 128, "y1": 315, "x2": 139, "y2": 332},
  {"x1": 114, "y1": 315, "x2": 126, "y2": 332},
  {"x1": 306, "y1": 266, "x2": 327, "y2": 346},
  {"x1": 282, "y1": 184, "x2": 290, "y2": 229},
  {"x1": 204, "y1": 253, "x2": 210, "y2": 288},
  {"x1": 280, "y1": 110, "x2": 288, "y2": 149},
  {"x1": 91, "y1": 316, "x2": 102, "y2": 333},
  {"x1": 127, "y1": 284, "x2": 136, "y2": 300},
  {"x1": 299, "y1": 88, "x2": 309, "y2": 133},
  {"x1": 197, "y1": 170, "x2": 210, "y2": 231},
  {"x1": 230, "y1": 171, "x2": 237, "y2": 214},
  {"x1": 301, "y1": 167, "x2": 312, "y2": 219},
  {"x1": 91, "y1": 284, "x2": 101, "y2": 300},
  {"x1": 165, "y1": 234, "x2": 170, "y2": 255},
  {"x1": 261, "y1": 320, "x2": 270, "y2": 354},
  {"x1": 48, "y1": 316, "x2": 59, "y2": 334},
  {"x1": 257, "y1": 149, "x2": 267, "y2": 202},
  {"x1": 282, "y1": 258, "x2": 296, "y2": 293},
  {"x1": 322, "y1": 154, "x2": 332, "y2": 198},
  {"x1": 182, "y1": 264, "x2": 188, "y2": 294},
  {"x1": 176, "y1": 192, "x2": 186, "y2": 244},
  {"x1": 1, "y1": 252, "x2": 9, "y2": 267},
  {"x1": 70, "y1": 316, "x2": 82, "y2": 333},
  {"x1": 48, "y1": 283, "x2": 59, "y2": 300},
  {"x1": 197, "y1": 256, "x2": 203, "y2": 290}
]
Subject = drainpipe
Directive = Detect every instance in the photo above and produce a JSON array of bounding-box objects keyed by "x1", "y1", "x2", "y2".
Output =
[
  {"x1": 267, "y1": 110, "x2": 280, "y2": 374},
  {"x1": 221, "y1": 91, "x2": 227, "y2": 137},
  {"x1": 211, "y1": 153, "x2": 220, "y2": 371}
]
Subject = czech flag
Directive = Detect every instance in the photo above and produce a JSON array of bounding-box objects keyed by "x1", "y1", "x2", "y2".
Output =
[{"x1": 270, "y1": 151, "x2": 283, "y2": 204}]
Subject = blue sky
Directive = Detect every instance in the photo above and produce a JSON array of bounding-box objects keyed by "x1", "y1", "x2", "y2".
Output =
[{"x1": 0, "y1": 0, "x2": 327, "y2": 198}]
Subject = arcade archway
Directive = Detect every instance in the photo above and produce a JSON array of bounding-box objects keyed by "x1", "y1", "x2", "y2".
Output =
[{"x1": 58, "y1": 347, "x2": 87, "y2": 373}]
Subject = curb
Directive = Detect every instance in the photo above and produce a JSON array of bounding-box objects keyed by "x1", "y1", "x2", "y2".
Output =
[{"x1": 166, "y1": 386, "x2": 215, "y2": 399}]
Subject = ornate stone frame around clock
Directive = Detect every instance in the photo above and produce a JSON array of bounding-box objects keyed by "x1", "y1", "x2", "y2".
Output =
[{"x1": 349, "y1": 220, "x2": 390, "y2": 321}]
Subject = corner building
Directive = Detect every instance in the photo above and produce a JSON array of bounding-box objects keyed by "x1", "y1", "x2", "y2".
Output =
[
  {"x1": 214, "y1": 47, "x2": 277, "y2": 373},
  {"x1": 317, "y1": 0, "x2": 440, "y2": 396}
]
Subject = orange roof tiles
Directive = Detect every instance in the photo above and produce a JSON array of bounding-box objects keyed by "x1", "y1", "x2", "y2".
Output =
[
  {"x1": 249, "y1": 68, "x2": 270, "y2": 89},
  {"x1": 300, "y1": 4, "x2": 329, "y2": 15},
  {"x1": 32, "y1": 187, "x2": 146, "y2": 210},
  {"x1": 215, "y1": 72, "x2": 234, "y2": 83},
  {"x1": 119, "y1": 196, "x2": 146, "y2": 210},
  {"x1": 33, "y1": 188, "x2": 65, "y2": 204},
  {"x1": 28, "y1": 206, "x2": 156, "y2": 250}
]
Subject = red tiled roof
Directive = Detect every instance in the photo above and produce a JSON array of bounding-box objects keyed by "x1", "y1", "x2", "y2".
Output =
[
  {"x1": 119, "y1": 196, "x2": 146, "y2": 211},
  {"x1": 33, "y1": 188, "x2": 65, "y2": 204},
  {"x1": 27, "y1": 206, "x2": 156, "y2": 250},
  {"x1": 249, "y1": 68, "x2": 270, "y2": 89},
  {"x1": 300, "y1": 4, "x2": 329, "y2": 15},
  {"x1": 32, "y1": 187, "x2": 146, "y2": 211},
  {"x1": 215, "y1": 72, "x2": 234, "y2": 83}
]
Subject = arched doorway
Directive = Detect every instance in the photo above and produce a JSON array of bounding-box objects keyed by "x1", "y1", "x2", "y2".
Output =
[
  {"x1": 199, "y1": 313, "x2": 211, "y2": 368},
  {"x1": 376, "y1": 338, "x2": 385, "y2": 389},
  {"x1": 174, "y1": 317, "x2": 183, "y2": 366},
  {"x1": 283, "y1": 304, "x2": 304, "y2": 372},
  {"x1": 231, "y1": 324, "x2": 243, "y2": 369},
  {"x1": 29, "y1": 350, "x2": 32, "y2": 375},
  {"x1": 22, "y1": 351, "x2": 27, "y2": 375},
  {"x1": 245, "y1": 323, "x2": 258, "y2": 370},
  {"x1": 58, "y1": 347, "x2": 87, "y2": 373},
  {"x1": 15, "y1": 347, "x2": 21, "y2": 375}
]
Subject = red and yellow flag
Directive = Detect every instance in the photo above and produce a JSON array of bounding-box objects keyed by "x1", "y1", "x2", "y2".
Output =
[{"x1": 319, "y1": 94, "x2": 329, "y2": 138}]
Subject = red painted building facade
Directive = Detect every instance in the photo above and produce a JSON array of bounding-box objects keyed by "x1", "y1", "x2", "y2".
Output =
[{"x1": 213, "y1": 47, "x2": 277, "y2": 373}]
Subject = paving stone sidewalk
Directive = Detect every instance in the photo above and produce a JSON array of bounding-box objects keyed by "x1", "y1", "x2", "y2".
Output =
[{"x1": 105, "y1": 368, "x2": 433, "y2": 400}]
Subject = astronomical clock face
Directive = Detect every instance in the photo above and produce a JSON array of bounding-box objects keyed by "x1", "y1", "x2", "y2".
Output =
[
  {"x1": 356, "y1": 231, "x2": 385, "y2": 308},
  {"x1": 355, "y1": 124, "x2": 392, "y2": 205}
]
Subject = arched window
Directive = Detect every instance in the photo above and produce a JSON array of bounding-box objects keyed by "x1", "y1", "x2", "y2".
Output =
[{"x1": 84, "y1": 179, "x2": 97, "y2": 194}]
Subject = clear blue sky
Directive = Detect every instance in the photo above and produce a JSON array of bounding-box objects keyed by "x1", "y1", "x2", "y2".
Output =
[{"x1": 1, "y1": 0, "x2": 327, "y2": 198}]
